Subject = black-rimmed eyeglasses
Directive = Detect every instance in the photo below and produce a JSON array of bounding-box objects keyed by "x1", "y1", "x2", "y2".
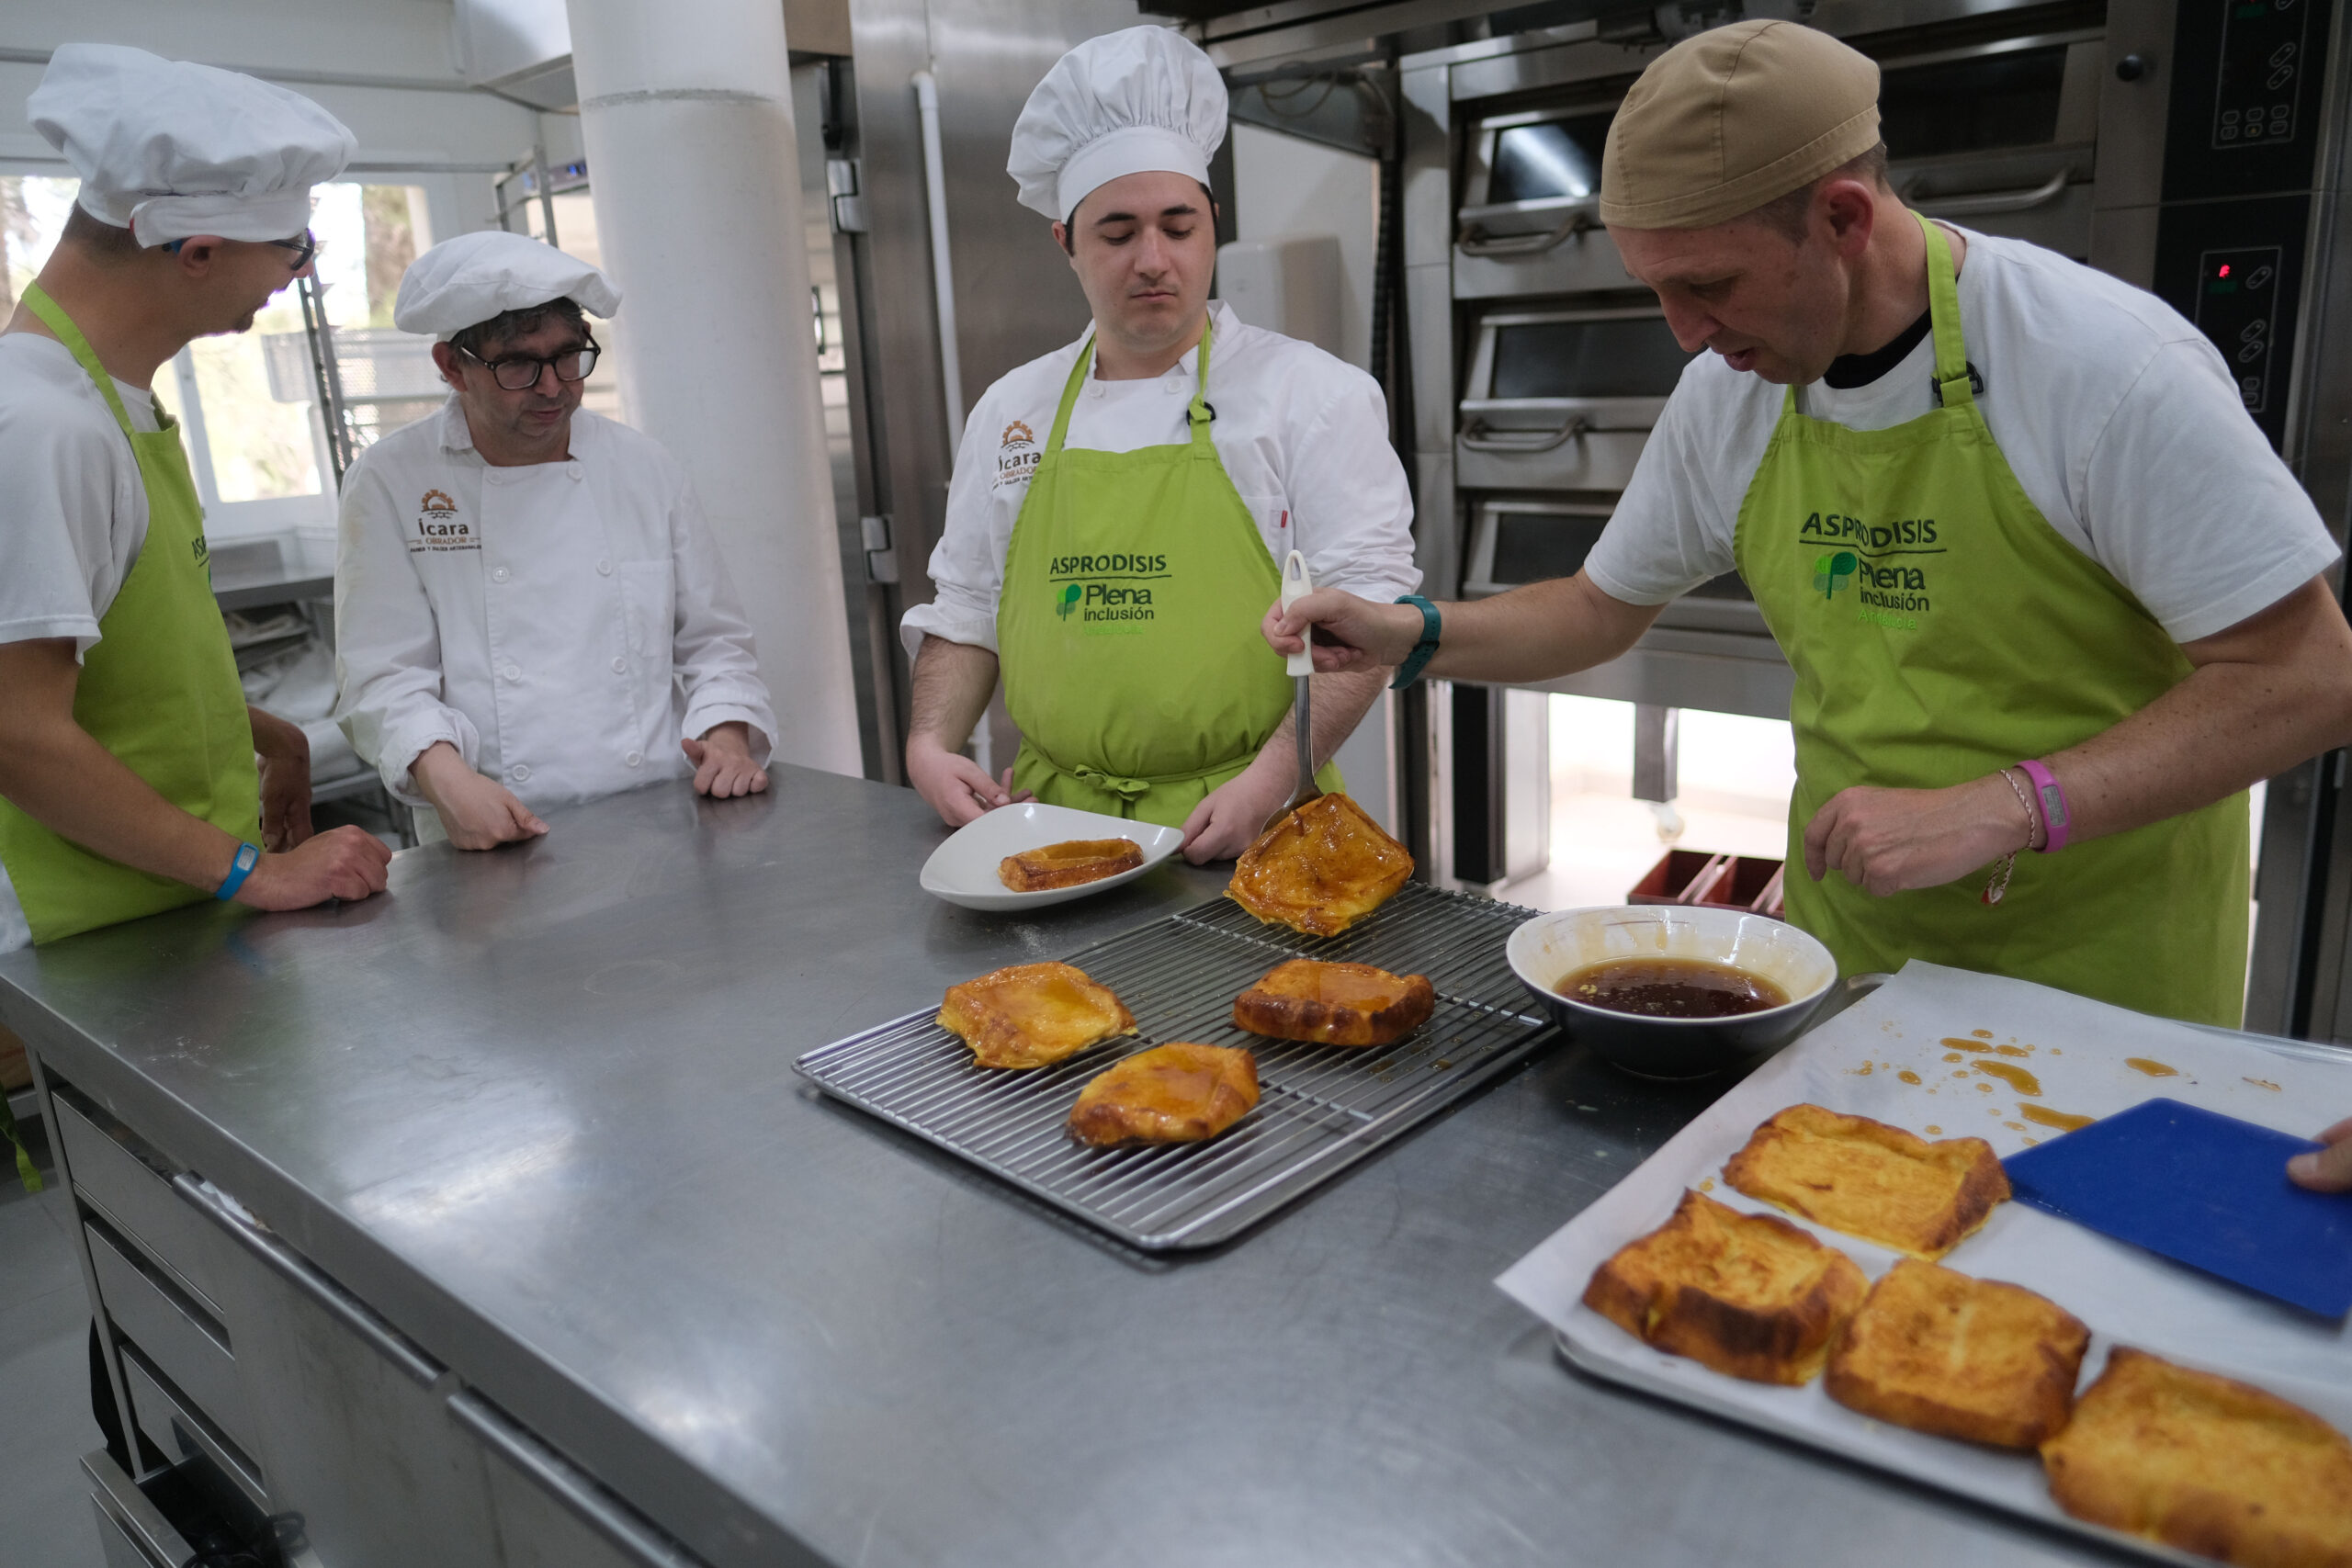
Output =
[
  {"x1": 266, "y1": 230, "x2": 319, "y2": 271},
  {"x1": 162, "y1": 228, "x2": 319, "y2": 272},
  {"x1": 457, "y1": 339, "x2": 601, "y2": 391}
]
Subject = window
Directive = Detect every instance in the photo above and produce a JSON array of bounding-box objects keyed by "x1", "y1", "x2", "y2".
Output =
[{"x1": 1, "y1": 175, "x2": 440, "y2": 540}]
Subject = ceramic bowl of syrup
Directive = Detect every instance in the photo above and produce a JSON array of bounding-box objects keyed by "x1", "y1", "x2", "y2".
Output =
[{"x1": 1506, "y1": 905, "x2": 1840, "y2": 1078}]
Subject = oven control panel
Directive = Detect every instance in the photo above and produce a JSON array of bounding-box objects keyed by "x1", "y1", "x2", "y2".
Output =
[
  {"x1": 2165, "y1": 0, "x2": 2332, "y2": 199},
  {"x1": 2211, "y1": 0, "x2": 2310, "y2": 150},
  {"x1": 2154, "y1": 196, "x2": 2310, "y2": 452},
  {"x1": 2195, "y1": 246, "x2": 2285, "y2": 415}
]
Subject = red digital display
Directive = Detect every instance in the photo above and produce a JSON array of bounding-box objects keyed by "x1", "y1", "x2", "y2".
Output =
[{"x1": 2220, "y1": 264, "x2": 2233, "y2": 276}]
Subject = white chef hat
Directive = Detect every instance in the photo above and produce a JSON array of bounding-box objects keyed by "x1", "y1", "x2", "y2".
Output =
[
  {"x1": 1008, "y1": 27, "x2": 1227, "y2": 224},
  {"x1": 28, "y1": 43, "x2": 356, "y2": 248},
  {"x1": 393, "y1": 231, "x2": 622, "y2": 343}
]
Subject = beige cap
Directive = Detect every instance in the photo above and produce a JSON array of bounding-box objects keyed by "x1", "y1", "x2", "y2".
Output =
[{"x1": 1600, "y1": 20, "x2": 1880, "y2": 230}]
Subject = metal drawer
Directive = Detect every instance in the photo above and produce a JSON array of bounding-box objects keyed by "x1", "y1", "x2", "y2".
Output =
[
  {"x1": 51, "y1": 1083, "x2": 222, "y2": 1319},
  {"x1": 85, "y1": 1219, "x2": 256, "y2": 1463},
  {"x1": 1456, "y1": 426, "x2": 1650, "y2": 493},
  {"x1": 85, "y1": 1448, "x2": 196, "y2": 1568},
  {"x1": 1455, "y1": 225, "x2": 1639, "y2": 299},
  {"x1": 120, "y1": 1338, "x2": 270, "y2": 1512}
]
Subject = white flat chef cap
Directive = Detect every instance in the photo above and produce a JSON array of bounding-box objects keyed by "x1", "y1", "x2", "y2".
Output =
[
  {"x1": 1008, "y1": 27, "x2": 1227, "y2": 224},
  {"x1": 393, "y1": 231, "x2": 622, "y2": 342},
  {"x1": 28, "y1": 43, "x2": 355, "y2": 248}
]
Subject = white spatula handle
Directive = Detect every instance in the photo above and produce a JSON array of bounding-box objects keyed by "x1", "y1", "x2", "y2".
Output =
[{"x1": 1280, "y1": 550, "x2": 1314, "y2": 678}]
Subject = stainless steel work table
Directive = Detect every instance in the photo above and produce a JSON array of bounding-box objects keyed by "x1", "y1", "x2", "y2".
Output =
[{"x1": 1, "y1": 768, "x2": 2107, "y2": 1567}]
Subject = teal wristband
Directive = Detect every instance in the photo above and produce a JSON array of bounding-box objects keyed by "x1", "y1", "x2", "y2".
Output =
[
  {"x1": 215, "y1": 841, "x2": 260, "y2": 901},
  {"x1": 1389, "y1": 594, "x2": 1442, "y2": 690}
]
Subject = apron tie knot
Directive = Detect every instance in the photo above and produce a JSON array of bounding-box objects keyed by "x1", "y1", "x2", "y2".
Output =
[{"x1": 1066, "y1": 765, "x2": 1156, "y2": 801}]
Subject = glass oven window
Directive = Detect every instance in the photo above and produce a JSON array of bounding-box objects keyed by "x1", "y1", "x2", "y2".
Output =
[
  {"x1": 1488, "y1": 510, "x2": 1751, "y2": 602},
  {"x1": 1879, "y1": 47, "x2": 2070, "y2": 159},
  {"x1": 1491, "y1": 317, "x2": 1693, "y2": 400},
  {"x1": 1492, "y1": 512, "x2": 1609, "y2": 585},
  {"x1": 1487, "y1": 111, "x2": 1614, "y2": 206}
]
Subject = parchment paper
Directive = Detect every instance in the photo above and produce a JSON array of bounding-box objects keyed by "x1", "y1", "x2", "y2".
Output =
[{"x1": 1495, "y1": 961, "x2": 2352, "y2": 1563}]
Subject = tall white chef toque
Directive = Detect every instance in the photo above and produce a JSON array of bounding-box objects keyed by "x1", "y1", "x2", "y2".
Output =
[
  {"x1": 392, "y1": 231, "x2": 623, "y2": 344},
  {"x1": 1008, "y1": 26, "x2": 1227, "y2": 224},
  {"x1": 28, "y1": 42, "x2": 356, "y2": 248}
]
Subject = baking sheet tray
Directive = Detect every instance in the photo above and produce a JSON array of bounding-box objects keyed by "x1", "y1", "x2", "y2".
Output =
[
  {"x1": 1495, "y1": 961, "x2": 2352, "y2": 1566},
  {"x1": 797, "y1": 884, "x2": 1556, "y2": 1250}
]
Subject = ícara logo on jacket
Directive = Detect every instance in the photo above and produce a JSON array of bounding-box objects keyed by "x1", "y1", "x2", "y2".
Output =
[{"x1": 411, "y1": 488, "x2": 478, "y2": 553}]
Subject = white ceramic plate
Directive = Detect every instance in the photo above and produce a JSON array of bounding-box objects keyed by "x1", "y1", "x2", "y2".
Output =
[{"x1": 919, "y1": 803, "x2": 1185, "y2": 911}]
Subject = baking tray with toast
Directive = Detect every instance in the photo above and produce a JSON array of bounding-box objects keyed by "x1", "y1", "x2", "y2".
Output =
[{"x1": 1497, "y1": 961, "x2": 2352, "y2": 1568}]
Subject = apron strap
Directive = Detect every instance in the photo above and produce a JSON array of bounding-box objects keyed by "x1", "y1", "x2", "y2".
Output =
[
  {"x1": 1187, "y1": 322, "x2": 1214, "y2": 441},
  {"x1": 1043, "y1": 333, "x2": 1095, "y2": 457},
  {"x1": 1916, "y1": 212, "x2": 1974, "y2": 412},
  {"x1": 18, "y1": 283, "x2": 139, "y2": 437},
  {"x1": 1044, "y1": 319, "x2": 1219, "y2": 457},
  {"x1": 1023, "y1": 735, "x2": 1240, "y2": 800}
]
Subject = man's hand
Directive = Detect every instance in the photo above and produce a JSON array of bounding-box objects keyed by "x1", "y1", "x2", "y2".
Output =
[
  {"x1": 233, "y1": 827, "x2": 392, "y2": 909},
  {"x1": 410, "y1": 741, "x2": 548, "y2": 851},
  {"x1": 247, "y1": 705, "x2": 314, "y2": 851},
  {"x1": 684, "y1": 722, "x2": 768, "y2": 798},
  {"x1": 2289, "y1": 1117, "x2": 2352, "y2": 1191},
  {"x1": 1802, "y1": 773, "x2": 2031, "y2": 897},
  {"x1": 908, "y1": 733, "x2": 1030, "y2": 829},
  {"x1": 1180, "y1": 764, "x2": 1290, "y2": 864},
  {"x1": 1262, "y1": 590, "x2": 1423, "y2": 674}
]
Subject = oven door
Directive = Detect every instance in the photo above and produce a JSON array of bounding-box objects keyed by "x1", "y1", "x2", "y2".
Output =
[
  {"x1": 1456, "y1": 307, "x2": 1692, "y2": 492},
  {"x1": 1879, "y1": 32, "x2": 2105, "y2": 258},
  {"x1": 1464, "y1": 498, "x2": 1767, "y2": 637},
  {"x1": 1454, "y1": 103, "x2": 1640, "y2": 299}
]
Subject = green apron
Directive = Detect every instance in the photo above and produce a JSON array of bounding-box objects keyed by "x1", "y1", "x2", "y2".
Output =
[
  {"x1": 996, "y1": 324, "x2": 1340, "y2": 827},
  {"x1": 0, "y1": 285, "x2": 262, "y2": 945},
  {"x1": 1733, "y1": 216, "x2": 2247, "y2": 1026}
]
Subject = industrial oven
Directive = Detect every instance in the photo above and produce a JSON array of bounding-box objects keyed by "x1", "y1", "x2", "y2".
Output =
[{"x1": 1369, "y1": 0, "x2": 2352, "y2": 1030}]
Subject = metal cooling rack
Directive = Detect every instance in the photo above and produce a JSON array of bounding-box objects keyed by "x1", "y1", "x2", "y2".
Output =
[{"x1": 796, "y1": 882, "x2": 1557, "y2": 1250}]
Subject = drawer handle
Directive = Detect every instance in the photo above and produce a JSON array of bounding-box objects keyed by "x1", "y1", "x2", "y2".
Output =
[
  {"x1": 1907, "y1": 169, "x2": 2070, "y2": 219},
  {"x1": 1458, "y1": 203, "x2": 1597, "y2": 256},
  {"x1": 447, "y1": 1391, "x2": 705, "y2": 1568},
  {"x1": 1460, "y1": 413, "x2": 1589, "y2": 453},
  {"x1": 170, "y1": 1174, "x2": 442, "y2": 1389}
]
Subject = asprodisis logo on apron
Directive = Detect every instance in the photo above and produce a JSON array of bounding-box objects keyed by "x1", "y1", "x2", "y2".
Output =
[
  {"x1": 1043, "y1": 547, "x2": 1171, "y2": 635},
  {"x1": 1799, "y1": 510, "x2": 1941, "y2": 634}
]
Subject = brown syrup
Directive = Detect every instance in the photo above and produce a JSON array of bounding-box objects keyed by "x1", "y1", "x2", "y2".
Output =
[
  {"x1": 2124, "y1": 1057, "x2": 2178, "y2": 1077},
  {"x1": 1896, "y1": 1069, "x2": 1921, "y2": 1085},
  {"x1": 1553, "y1": 958, "x2": 1789, "y2": 1020},
  {"x1": 1941, "y1": 1036, "x2": 2030, "y2": 1057},
  {"x1": 2020, "y1": 1104, "x2": 2095, "y2": 1132},
  {"x1": 1972, "y1": 1060, "x2": 2043, "y2": 1096}
]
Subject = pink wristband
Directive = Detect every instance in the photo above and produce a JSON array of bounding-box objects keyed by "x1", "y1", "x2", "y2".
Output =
[{"x1": 2015, "y1": 758, "x2": 2070, "y2": 852}]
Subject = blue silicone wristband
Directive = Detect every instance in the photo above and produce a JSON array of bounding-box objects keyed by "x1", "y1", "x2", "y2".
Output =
[
  {"x1": 1389, "y1": 594, "x2": 1442, "y2": 690},
  {"x1": 215, "y1": 841, "x2": 260, "y2": 901}
]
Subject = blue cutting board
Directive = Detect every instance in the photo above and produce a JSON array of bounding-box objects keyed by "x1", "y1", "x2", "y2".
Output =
[{"x1": 2002, "y1": 1098, "x2": 2352, "y2": 1318}]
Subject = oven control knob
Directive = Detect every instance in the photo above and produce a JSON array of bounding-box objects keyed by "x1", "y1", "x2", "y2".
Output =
[{"x1": 2116, "y1": 52, "x2": 2150, "y2": 82}]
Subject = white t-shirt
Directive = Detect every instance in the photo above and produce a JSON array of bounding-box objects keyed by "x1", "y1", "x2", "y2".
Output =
[
  {"x1": 1585, "y1": 226, "x2": 2338, "y2": 645},
  {"x1": 901, "y1": 301, "x2": 1420, "y2": 660},
  {"x1": 0, "y1": 331, "x2": 167, "y2": 954}
]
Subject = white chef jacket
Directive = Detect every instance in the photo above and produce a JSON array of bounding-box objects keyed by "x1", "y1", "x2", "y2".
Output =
[
  {"x1": 901, "y1": 301, "x2": 1419, "y2": 660},
  {"x1": 334, "y1": 400, "x2": 776, "y2": 831}
]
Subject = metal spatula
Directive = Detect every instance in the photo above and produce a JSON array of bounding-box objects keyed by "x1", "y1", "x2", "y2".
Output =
[{"x1": 1263, "y1": 549, "x2": 1322, "y2": 832}]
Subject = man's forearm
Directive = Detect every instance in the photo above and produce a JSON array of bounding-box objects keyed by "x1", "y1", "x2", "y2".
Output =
[
  {"x1": 1254, "y1": 666, "x2": 1387, "y2": 773},
  {"x1": 1424, "y1": 572, "x2": 1666, "y2": 685},
  {"x1": 2047, "y1": 578, "x2": 2352, "y2": 842},
  {"x1": 0, "y1": 709, "x2": 244, "y2": 892},
  {"x1": 907, "y1": 635, "x2": 1001, "y2": 749}
]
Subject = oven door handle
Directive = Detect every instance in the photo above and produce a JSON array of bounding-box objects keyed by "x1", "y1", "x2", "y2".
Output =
[
  {"x1": 1460, "y1": 414, "x2": 1591, "y2": 453},
  {"x1": 1458, "y1": 202, "x2": 1598, "y2": 257},
  {"x1": 1908, "y1": 170, "x2": 2070, "y2": 219}
]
